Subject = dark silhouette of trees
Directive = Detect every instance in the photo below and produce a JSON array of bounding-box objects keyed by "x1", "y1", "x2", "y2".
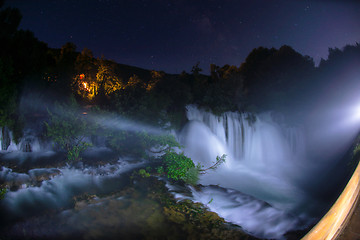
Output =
[
  {"x1": 313, "y1": 43, "x2": 360, "y2": 113},
  {"x1": 240, "y1": 45, "x2": 315, "y2": 111},
  {"x1": 0, "y1": 2, "x2": 24, "y2": 129},
  {"x1": 51, "y1": 42, "x2": 78, "y2": 95},
  {"x1": 200, "y1": 64, "x2": 244, "y2": 113},
  {"x1": 2, "y1": 0, "x2": 360, "y2": 133},
  {"x1": 73, "y1": 48, "x2": 97, "y2": 100}
]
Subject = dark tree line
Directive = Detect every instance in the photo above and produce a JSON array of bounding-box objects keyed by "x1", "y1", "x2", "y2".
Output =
[{"x1": 1, "y1": 1, "x2": 360, "y2": 135}]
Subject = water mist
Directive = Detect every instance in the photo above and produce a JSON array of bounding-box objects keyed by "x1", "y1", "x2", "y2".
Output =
[{"x1": 177, "y1": 105, "x2": 338, "y2": 239}]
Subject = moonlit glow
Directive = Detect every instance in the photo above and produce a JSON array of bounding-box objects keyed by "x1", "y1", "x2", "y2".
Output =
[{"x1": 351, "y1": 105, "x2": 360, "y2": 123}]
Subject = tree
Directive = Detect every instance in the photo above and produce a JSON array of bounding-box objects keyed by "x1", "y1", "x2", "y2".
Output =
[
  {"x1": 240, "y1": 45, "x2": 315, "y2": 111},
  {"x1": 147, "y1": 70, "x2": 164, "y2": 91},
  {"x1": 49, "y1": 42, "x2": 79, "y2": 95},
  {"x1": 74, "y1": 48, "x2": 97, "y2": 100},
  {"x1": 191, "y1": 61, "x2": 202, "y2": 76},
  {"x1": 0, "y1": 2, "x2": 21, "y2": 42},
  {"x1": 202, "y1": 64, "x2": 244, "y2": 113},
  {"x1": 95, "y1": 59, "x2": 122, "y2": 104},
  {"x1": 45, "y1": 98, "x2": 95, "y2": 163},
  {"x1": 0, "y1": 59, "x2": 16, "y2": 128}
]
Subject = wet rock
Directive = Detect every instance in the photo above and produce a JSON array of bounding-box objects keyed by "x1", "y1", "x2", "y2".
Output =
[
  {"x1": 0, "y1": 167, "x2": 62, "y2": 190},
  {"x1": 28, "y1": 168, "x2": 62, "y2": 183},
  {"x1": 3, "y1": 175, "x2": 260, "y2": 240}
]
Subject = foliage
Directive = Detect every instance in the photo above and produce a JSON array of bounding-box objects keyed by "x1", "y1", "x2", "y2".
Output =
[
  {"x1": 73, "y1": 48, "x2": 98, "y2": 100},
  {"x1": 44, "y1": 97, "x2": 95, "y2": 162},
  {"x1": 0, "y1": 59, "x2": 17, "y2": 128},
  {"x1": 162, "y1": 150, "x2": 199, "y2": 184},
  {"x1": 138, "y1": 169, "x2": 151, "y2": 178},
  {"x1": 191, "y1": 61, "x2": 202, "y2": 76},
  {"x1": 0, "y1": 188, "x2": 6, "y2": 200},
  {"x1": 161, "y1": 153, "x2": 225, "y2": 185},
  {"x1": 156, "y1": 166, "x2": 164, "y2": 174},
  {"x1": 96, "y1": 59, "x2": 123, "y2": 96},
  {"x1": 180, "y1": 166, "x2": 200, "y2": 186},
  {"x1": 106, "y1": 130, "x2": 180, "y2": 157},
  {"x1": 240, "y1": 45, "x2": 315, "y2": 111},
  {"x1": 353, "y1": 144, "x2": 360, "y2": 156},
  {"x1": 67, "y1": 142, "x2": 91, "y2": 162},
  {"x1": 199, "y1": 154, "x2": 226, "y2": 173}
]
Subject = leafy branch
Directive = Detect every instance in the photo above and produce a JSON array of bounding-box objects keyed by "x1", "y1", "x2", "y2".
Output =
[{"x1": 198, "y1": 154, "x2": 226, "y2": 174}]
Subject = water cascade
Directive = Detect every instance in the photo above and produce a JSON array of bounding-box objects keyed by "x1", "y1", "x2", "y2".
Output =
[
  {"x1": 0, "y1": 158, "x2": 144, "y2": 221},
  {"x1": 0, "y1": 127, "x2": 50, "y2": 153},
  {"x1": 178, "y1": 105, "x2": 314, "y2": 239},
  {"x1": 1, "y1": 127, "x2": 11, "y2": 151}
]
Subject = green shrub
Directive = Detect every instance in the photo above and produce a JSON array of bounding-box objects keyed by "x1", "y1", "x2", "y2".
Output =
[
  {"x1": 181, "y1": 166, "x2": 200, "y2": 186},
  {"x1": 138, "y1": 169, "x2": 151, "y2": 178},
  {"x1": 160, "y1": 151, "x2": 226, "y2": 185},
  {"x1": 156, "y1": 166, "x2": 164, "y2": 174},
  {"x1": 0, "y1": 188, "x2": 7, "y2": 200},
  {"x1": 44, "y1": 97, "x2": 95, "y2": 162},
  {"x1": 162, "y1": 151, "x2": 198, "y2": 184}
]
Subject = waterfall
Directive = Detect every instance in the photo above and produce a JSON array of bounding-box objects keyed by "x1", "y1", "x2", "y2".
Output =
[
  {"x1": 0, "y1": 127, "x2": 20, "y2": 151},
  {"x1": 1, "y1": 127, "x2": 12, "y2": 151},
  {"x1": 0, "y1": 127, "x2": 51, "y2": 153},
  {"x1": 178, "y1": 105, "x2": 315, "y2": 238},
  {"x1": 182, "y1": 105, "x2": 305, "y2": 171},
  {"x1": 180, "y1": 105, "x2": 312, "y2": 211}
]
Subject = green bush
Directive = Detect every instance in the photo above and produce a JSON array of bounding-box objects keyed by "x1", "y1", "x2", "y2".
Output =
[
  {"x1": 181, "y1": 166, "x2": 200, "y2": 186},
  {"x1": 0, "y1": 188, "x2": 7, "y2": 200},
  {"x1": 138, "y1": 169, "x2": 151, "y2": 178},
  {"x1": 159, "y1": 151, "x2": 226, "y2": 185},
  {"x1": 44, "y1": 97, "x2": 95, "y2": 162},
  {"x1": 156, "y1": 166, "x2": 164, "y2": 175},
  {"x1": 162, "y1": 151, "x2": 199, "y2": 184}
]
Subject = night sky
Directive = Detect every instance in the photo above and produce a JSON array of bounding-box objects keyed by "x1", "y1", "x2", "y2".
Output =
[{"x1": 5, "y1": 0, "x2": 360, "y2": 74}]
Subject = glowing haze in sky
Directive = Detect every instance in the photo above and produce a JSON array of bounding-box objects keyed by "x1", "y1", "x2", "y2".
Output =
[{"x1": 6, "y1": 0, "x2": 360, "y2": 73}]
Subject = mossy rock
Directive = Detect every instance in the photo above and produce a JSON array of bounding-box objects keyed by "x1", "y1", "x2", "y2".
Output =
[{"x1": 163, "y1": 206, "x2": 187, "y2": 223}]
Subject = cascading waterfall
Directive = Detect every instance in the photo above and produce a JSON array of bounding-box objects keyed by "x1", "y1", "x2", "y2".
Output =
[
  {"x1": 178, "y1": 105, "x2": 313, "y2": 239},
  {"x1": 0, "y1": 127, "x2": 50, "y2": 152},
  {"x1": 1, "y1": 127, "x2": 11, "y2": 151},
  {"x1": 0, "y1": 126, "x2": 20, "y2": 152},
  {"x1": 0, "y1": 157, "x2": 144, "y2": 221}
]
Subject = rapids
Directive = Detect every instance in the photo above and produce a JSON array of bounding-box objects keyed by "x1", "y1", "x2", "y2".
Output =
[{"x1": 0, "y1": 105, "x2": 352, "y2": 239}]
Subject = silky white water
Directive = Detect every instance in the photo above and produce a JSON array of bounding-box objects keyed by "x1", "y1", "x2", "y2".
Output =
[
  {"x1": 0, "y1": 157, "x2": 144, "y2": 221},
  {"x1": 0, "y1": 105, "x2": 347, "y2": 239},
  {"x1": 178, "y1": 105, "x2": 317, "y2": 239}
]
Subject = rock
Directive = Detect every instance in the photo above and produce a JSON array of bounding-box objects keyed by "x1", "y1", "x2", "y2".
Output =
[
  {"x1": 0, "y1": 168, "x2": 62, "y2": 191},
  {"x1": 28, "y1": 168, "x2": 62, "y2": 183}
]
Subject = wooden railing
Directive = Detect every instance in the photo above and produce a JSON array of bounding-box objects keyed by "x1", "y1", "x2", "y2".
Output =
[{"x1": 301, "y1": 160, "x2": 360, "y2": 240}]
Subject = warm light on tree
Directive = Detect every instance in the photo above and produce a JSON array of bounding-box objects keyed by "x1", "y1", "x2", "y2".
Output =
[{"x1": 96, "y1": 62, "x2": 122, "y2": 96}]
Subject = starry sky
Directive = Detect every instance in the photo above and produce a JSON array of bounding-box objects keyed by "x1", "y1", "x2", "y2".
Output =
[{"x1": 5, "y1": 0, "x2": 360, "y2": 74}]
